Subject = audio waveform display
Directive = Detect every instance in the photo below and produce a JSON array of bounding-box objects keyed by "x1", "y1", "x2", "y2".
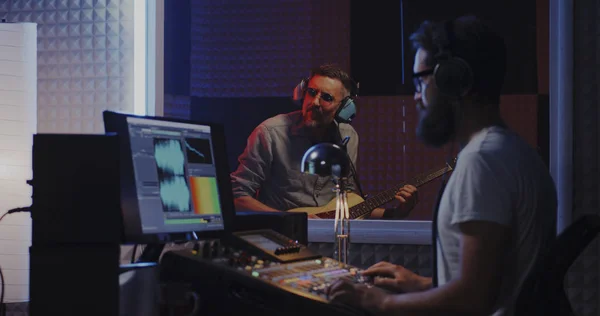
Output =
[
  {"x1": 154, "y1": 138, "x2": 186, "y2": 175},
  {"x1": 154, "y1": 138, "x2": 191, "y2": 213},
  {"x1": 158, "y1": 177, "x2": 191, "y2": 213},
  {"x1": 189, "y1": 176, "x2": 222, "y2": 215}
]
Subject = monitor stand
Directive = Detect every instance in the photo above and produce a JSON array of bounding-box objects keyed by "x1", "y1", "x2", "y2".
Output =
[{"x1": 137, "y1": 243, "x2": 166, "y2": 263}]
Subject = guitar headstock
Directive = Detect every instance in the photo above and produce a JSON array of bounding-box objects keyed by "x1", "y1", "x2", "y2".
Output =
[{"x1": 447, "y1": 157, "x2": 458, "y2": 170}]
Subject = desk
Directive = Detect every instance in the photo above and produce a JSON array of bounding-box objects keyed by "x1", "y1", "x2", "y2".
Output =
[{"x1": 307, "y1": 219, "x2": 434, "y2": 275}]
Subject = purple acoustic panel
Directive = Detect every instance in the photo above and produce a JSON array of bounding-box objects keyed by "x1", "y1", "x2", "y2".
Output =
[{"x1": 189, "y1": 0, "x2": 350, "y2": 97}]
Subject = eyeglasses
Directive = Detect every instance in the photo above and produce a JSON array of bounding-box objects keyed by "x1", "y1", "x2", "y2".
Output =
[
  {"x1": 306, "y1": 87, "x2": 335, "y2": 103},
  {"x1": 412, "y1": 69, "x2": 434, "y2": 93}
]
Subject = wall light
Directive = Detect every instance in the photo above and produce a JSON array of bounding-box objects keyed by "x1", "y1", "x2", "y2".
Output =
[
  {"x1": 0, "y1": 22, "x2": 37, "y2": 303},
  {"x1": 133, "y1": 0, "x2": 148, "y2": 116},
  {"x1": 133, "y1": 0, "x2": 164, "y2": 117}
]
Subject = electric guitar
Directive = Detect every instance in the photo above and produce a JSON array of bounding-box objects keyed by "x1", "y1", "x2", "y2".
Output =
[{"x1": 288, "y1": 158, "x2": 457, "y2": 219}]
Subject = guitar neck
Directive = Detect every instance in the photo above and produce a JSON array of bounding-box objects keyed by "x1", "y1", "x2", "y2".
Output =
[{"x1": 348, "y1": 163, "x2": 454, "y2": 219}]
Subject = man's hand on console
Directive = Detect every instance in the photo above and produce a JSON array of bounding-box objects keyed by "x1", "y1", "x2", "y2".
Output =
[
  {"x1": 361, "y1": 261, "x2": 431, "y2": 294},
  {"x1": 326, "y1": 278, "x2": 390, "y2": 315}
]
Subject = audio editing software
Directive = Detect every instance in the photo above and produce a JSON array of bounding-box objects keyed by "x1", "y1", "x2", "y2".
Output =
[{"x1": 126, "y1": 117, "x2": 224, "y2": 234}]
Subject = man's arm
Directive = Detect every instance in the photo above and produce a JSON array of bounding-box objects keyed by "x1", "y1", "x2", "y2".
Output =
[
  {"x1": 368, "y1": 185, "x2": 418, "y2": 219},
  {"x1": 379, "y1": 220, "x2": 511, "y2": 316},
  {"x1": 230, "y1": 124, "x2": 279, "y2": 212},
  {"x1": 234, "y1": 196, "x2": 280, "y2": 212},
  {"x1": 378, "y1": 153, "x2": 512, "y2": 315}
]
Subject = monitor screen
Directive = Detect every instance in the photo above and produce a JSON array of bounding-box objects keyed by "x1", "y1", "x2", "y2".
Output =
[{"x1": 103, "y1": 111, "x2": 234, "y2": 243}]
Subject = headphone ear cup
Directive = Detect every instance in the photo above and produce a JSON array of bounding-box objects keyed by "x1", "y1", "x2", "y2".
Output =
[
  {"x1": 335, "y1": 97, "x2": 357, "y2": 124},
  {"x1": 434, "y1": 57, "x2": 473, "y2": 97},
  {"x1": 292, "y1": 78, "x2": 308, "y2": 106}
]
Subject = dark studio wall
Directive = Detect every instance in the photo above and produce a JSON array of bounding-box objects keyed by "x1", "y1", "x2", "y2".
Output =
[{"x1": 350, "y1": 0, "x2": 539, "y2": 96}]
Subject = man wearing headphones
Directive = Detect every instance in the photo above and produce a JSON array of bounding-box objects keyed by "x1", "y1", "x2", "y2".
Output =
[
  {"x1": 230, "y1": 64, "x2": 418, "y2": 219},
  {"x1": 327, "y1": 16, "x2": 557, "y2": 315}
]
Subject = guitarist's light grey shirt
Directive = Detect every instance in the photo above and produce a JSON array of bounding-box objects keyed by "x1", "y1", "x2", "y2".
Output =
[{"x1": 230, "y1": 111, "x2": 359, "y2": 211}]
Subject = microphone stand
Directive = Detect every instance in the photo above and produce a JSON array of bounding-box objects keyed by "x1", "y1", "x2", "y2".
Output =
[
  {"x1": 331, "y1": 124, "x2": 362, "y2": 264},
  {"x1": 332, "y1": 167, "x2": 350, "y2": 264}
]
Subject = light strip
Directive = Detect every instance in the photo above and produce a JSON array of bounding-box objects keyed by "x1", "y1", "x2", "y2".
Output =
[{"x1": 133, "y1": 0, "x2": 147, "y2": 116}]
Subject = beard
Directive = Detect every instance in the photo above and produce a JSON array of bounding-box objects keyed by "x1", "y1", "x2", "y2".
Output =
[
  {"x1": 303, "y1": 107, "x2": 331, "y2": 128},
  {"x1": 416, "y1": 94, "x2": 456, "y2": 148}
]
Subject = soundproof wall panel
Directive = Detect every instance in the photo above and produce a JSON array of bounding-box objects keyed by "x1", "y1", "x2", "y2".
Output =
[
  {"x1": 308, "y1": 242, "x2": 433, "y2": 278},
  {"x1": 2, "y1": 0, "x2": 135, "y2": 134},
  {"x1": 188, "y1": 0, "x2": 350, "y2": 97},
  {"x1": 164, "y1": 94, "x2": 191, "y2": 120},
  {"x1": 1, "y1": 1, "x2": 137, "y2": 313}
]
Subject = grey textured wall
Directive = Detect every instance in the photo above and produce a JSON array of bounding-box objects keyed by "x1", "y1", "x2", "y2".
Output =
[
  {"x1": 1, "y1": 0, "x2": 134, "y2": 314},
  {"x1": 0, "y1": 0, "x2": 135, "y2": 134}
]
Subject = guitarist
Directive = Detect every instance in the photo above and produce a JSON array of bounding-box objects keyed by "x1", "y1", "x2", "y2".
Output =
[{"x1": 230, "y1": 64, "x2": 418, "y2": 219}]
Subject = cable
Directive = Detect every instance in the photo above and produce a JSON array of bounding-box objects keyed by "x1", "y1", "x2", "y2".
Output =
[
  {"x1": 0, "y1": 207, "x2": 30, "y2": 315},
  {"x1": 335, "y1": 127, "x2": 367, "y2": 199},
  {"x1": 0, "y1": 263, "x2": 4, "y2": 316},
  {"x1": 0, "y1": 208, "x2": 29, "y2": 223},
  {"x1": 0, "y1": 207, "x2": 30, "y2": 224}
]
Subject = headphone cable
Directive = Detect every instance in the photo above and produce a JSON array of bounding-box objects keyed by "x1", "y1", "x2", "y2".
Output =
[{"x1": 336, "y1": 126, "x2": 366, "y2": 199}]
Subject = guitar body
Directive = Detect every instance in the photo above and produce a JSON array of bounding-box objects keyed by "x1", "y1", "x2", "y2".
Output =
[{"x1": 288, "y1": 192, "x2": 366, "y2": 217}]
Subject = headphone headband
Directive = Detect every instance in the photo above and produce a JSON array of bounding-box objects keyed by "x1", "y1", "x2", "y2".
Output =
[{"x1": 433, "y1": 19, "x2": 474, "y2": 97}]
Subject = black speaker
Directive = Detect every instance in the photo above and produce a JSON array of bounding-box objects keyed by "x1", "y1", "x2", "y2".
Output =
[
  {"x1": 29, "y1": 134, "x2": 123, "y2": 316},
  {"x1": 29, "y1": 244, "x2": 121, "y2": 316},
  {"x1": 31, "y1": 134, "x2": 122, "y2": 244}
]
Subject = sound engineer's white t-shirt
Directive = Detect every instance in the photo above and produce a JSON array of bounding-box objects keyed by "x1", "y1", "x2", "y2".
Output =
[{"x1": 436, "y1": 126, "x2": 557, "y2": 316}]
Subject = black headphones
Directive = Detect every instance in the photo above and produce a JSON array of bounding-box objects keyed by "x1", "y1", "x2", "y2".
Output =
[
  {"x1": 433, "y1": 20, "x2": 474, "y2": 98},
  {"x1": 292, "y1": 76, "x2": 359, "y2": 124}
]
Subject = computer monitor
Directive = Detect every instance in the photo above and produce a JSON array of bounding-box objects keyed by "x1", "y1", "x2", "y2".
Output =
[{"x1": 103, "y1": 111, "x2": 235, "y2": 244}]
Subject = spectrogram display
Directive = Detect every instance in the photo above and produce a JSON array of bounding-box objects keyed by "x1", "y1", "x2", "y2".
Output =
[
  {"x1": 154, "y1": 138, "x2": 191, "y2": 213},
  {"x1": 189, "y1": 176, "x2": 222, "y2": 215}
]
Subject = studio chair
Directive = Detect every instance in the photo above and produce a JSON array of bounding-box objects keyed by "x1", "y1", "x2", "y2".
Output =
[{"x1": 515, "y1": 214, "x2": 600, "y2": 316}]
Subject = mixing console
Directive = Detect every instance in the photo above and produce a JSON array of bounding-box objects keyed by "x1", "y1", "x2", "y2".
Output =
[
  {"x1": 211, "y1": 252, "x2": 373, "y2": 302},
  {"x1": 161, "y1": 236, "x2": 374, "y2": 316}
]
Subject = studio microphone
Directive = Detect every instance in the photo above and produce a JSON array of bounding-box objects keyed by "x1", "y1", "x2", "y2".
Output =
[{"x1": 341, "y1": 136, "x2": 351, "y2": 148}]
